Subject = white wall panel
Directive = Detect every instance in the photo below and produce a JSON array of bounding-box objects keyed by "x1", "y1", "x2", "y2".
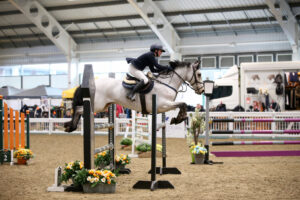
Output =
[
  {"x1": 50, "y1": 75, "x2": 68, "y2": 89},
  {"x1": 23, "y1": 75, "x2": 49, "y2": 89},
  {"x1": 0, "y1": 76, "x2": 21, "y2": 88}
]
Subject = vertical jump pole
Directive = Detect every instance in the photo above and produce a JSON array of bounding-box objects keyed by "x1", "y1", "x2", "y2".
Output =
[
  {"x1": 204, "y1": 93, "x2": 222, "y2": 165},
  {"x1": 15, "y1": 110, "x2": 19, "y2": 149},
  {"x1": 152, "y1": 112, "x2": 181, "y2": 174},
  {"x1": 133, "y1": 94, "x2": 174, "y2": 190},
  {"x1": 108, "y1": 104, "x2": 115, "y2": 169},
  {"x1": 82, "y1": 64, "x2": 95, "y2": 169},
  {"x1": 26, "y1": 110, "x2": 30, "y2": 149},
  {"x1": 162, "y1": 112, "x2": 166, "y2": 169},
  {"x1": 204, "y1": 95, "x2": 210, "y2": 164},
  {"x1": 0, "y1": 96, "x2": 3, "y2": 164},
  {"x1": 0, "y1": 96, "x2": 3, "y2": 151}
]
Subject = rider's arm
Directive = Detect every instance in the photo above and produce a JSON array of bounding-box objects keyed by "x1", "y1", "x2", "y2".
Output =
[{"x1": 148, "y1": 53, "x2": 171, "y2": 72}]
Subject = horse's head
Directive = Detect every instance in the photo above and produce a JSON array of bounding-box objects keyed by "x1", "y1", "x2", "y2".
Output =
[
  {"x1": 170, "y1": 60, "x2": 204, "y2": 95},
  {"x1": 189, "y1": 61, "x2": 204, "y2": 94}
]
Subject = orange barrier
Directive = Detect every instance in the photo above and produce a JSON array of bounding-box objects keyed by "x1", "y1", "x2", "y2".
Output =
[{"x1": 2, "y1": 102, "x2": 28, "y2": 150}]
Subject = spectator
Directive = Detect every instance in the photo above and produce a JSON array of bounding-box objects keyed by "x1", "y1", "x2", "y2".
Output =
[{"x1": 116, "y1": 104, "x2": 124, "y2": 118}]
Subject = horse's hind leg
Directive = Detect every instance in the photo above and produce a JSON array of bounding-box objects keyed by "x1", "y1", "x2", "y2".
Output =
[
  {"x1": 170, "y1": 103, "x2": 187, "y2": 125},
  {"x1": 64, "y1": 106, "x2": 83, "y2": 132}
]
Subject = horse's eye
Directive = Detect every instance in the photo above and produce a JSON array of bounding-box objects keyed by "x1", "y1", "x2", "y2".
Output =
[{"x1": 197, "y1": 74, "x2": 201, "y2": 77}]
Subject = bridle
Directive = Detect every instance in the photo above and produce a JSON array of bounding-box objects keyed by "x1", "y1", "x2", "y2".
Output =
[
  {"x1": 155, "y1": 62, "x2": 204, "y2": 94},
  {"x1": 172, "y1": 63, "x2": 203, "y2": 93}
]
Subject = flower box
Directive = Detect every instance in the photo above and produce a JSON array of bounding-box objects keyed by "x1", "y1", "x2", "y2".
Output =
[
  {"x1": 193, "y1": 153, "x2": 205, "y2": 164},
  {"x1": 83, "y1": 183, "x2": 116, "y2": 193},
  {"x1": 17, "y1": 158, "x2": 27, "y2": 165}
]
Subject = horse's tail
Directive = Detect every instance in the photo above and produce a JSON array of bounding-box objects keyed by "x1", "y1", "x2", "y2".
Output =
[{"x1": 64, "y1": 86, "x2": 83, "y2": 132}]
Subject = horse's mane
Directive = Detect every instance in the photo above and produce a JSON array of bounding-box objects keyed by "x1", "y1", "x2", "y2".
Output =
[{"x1": 169, "y1": 60, "x2": 191, "y2": 69}]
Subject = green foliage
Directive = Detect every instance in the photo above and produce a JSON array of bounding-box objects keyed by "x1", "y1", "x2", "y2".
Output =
[
  {"x1": 94, "y1": 150, "x2": 111, "y2": 168},
  {"x1": 73, "y1": 168, "x2": 89, "y2": 186},
  {"x1": 136, "y1": 143, "x2": 151, "y2": 152},
  {"x1": 187, "y1": 109, "x2": 206, "y2": 146},
  {"x1": 120, "y1": 138, "x2": 132, "y2": 146},
  {"x1": 60, "y1": 160, "x2": 83, "y2": 183}
]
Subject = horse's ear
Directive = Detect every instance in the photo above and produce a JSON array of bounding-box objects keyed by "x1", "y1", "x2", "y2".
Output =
[{"x1": 192, "y1": 60, "x2": 200, "y2": 69}]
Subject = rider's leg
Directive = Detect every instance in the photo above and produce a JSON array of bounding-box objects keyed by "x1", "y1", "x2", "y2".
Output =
[{"x1": 127, "y1": 64, "x2": 149, "y2": 101}]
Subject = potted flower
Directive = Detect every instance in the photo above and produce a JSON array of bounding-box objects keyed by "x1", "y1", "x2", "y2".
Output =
[
  {"x1": 94, "y1": 150, "x2": 111, "y2": 169},
  {"x1": 190, "y1": 145, "x2": 207, "y2": 164},
  {"x1": 13, "y1": 148, "x2": 34, "y2": 164},
  {"x1": 74, "y1": 168, "x2": 116, "y2": 193},
  {"x1": 187, "y1": 108, "x2": 207, "y2": 164},
  {"x1": 61, "y1": 160, "x2": 83, "y2": 186},
  {"x1": 115, "y1": 154, "x2": 131, "y2": 170},
  {"x1": 120, "y1": 138, "x2": 132, "y2": 150}
]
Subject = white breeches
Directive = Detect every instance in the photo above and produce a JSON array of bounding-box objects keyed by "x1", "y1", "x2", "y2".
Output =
[{"x1": 128, "y1": 64, "x2": 149, "y2": 84}]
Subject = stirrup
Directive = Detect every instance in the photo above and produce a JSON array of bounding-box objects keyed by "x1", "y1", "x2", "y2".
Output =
[{"x1": 126, "y1": 93, "x2": 136, "y2": 101}]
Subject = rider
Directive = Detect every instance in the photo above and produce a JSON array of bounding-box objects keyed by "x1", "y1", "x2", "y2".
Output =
[{"x1": 126, "y1": 44, "x2": 172, "y2": 101}]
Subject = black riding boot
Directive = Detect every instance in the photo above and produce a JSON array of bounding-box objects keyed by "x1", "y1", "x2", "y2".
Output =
[{"x1": 126, "y1": 80, "x2": 145, "y2": 101}]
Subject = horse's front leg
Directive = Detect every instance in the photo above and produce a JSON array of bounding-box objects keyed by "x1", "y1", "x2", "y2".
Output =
[
  {"x1": 170, "y1": 102, "x2": 187, "y2": 125},
  {"x1": 161, "y1": 101, "x2": 187, "y2": 125}
]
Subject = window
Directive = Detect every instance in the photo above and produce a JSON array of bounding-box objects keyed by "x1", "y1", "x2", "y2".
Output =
[
  {"x1": 159, "y1": 59, "x2": 170, "y2": 66},
  {"x1": 0, "y1": 65, "x2": 21, "y2": 76},
  {"x1": 277, "y1": 54, "x2": 292, "y2": 61},
  {"x1": 238, "y1": 55, "x2": 253, "y2": 66},
  {"x1": 201, "y1": 57, "x2": 216, "y2": 68},
  {"x1": 22, "y1": 64, "x2": 49, "y2": 75},
  {"x1": 183, "y1": 57, "x2": 198, "y2": 64},
  {"x1": 210, "y1": 86, "x2": 233, "y2": 100},
  {"x1": 50, "y1": 63, "x2": 68, "y2": 75},
  {"x1": 220, "y1": 56, "x2": 234, "y2": 68},
  {"x1": 257, "y1": 54, "x2": 273, "y2": 62}
]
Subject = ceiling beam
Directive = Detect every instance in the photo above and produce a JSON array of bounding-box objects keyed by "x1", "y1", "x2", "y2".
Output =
[
  {"x1": 8, "y1": 0, "x2": 77, "y2": 58},
  {"x1": 1, "y1": 1, "x2": 300, "y2": 16},
  {"x1": 266, "y1": 0, "x2": 299, "y2": 60},
  {"x1": 0, "y1": 17, "x2": 282, "y2": 39},
  {"x1": 127, "y1": 0, "x2": 180, "y2": 55}
]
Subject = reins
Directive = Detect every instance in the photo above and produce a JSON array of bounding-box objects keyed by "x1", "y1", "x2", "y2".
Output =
[{"x1": 155, "y1": 64, "x2": 203, "y2": 94}]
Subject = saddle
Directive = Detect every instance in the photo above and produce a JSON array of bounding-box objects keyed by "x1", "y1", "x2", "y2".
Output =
[{"x1": 122, "y1": 72, "x2": 154, "y2": 94}]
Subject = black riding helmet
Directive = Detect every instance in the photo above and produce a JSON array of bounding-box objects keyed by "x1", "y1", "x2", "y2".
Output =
[{"x1": 150, "y1": 44, "x2": 165, "y2": 52}]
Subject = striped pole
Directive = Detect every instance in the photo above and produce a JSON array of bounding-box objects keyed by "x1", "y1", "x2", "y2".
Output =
[
  {"x1": 212, "y1": 140, "x2": 300, "y2": 146},
  {"x1": 211, "y1": 118, "x2": 300, "y2": 122},
  {"x1": 0, "y1": 96, "x2": 2, "y2": 151},
  {"x1": 211, "y1": 130, "x2": 300, "y2": 134},
  {"x1": 20, "y1": 112, "x2": 25, "y2": 148},
  {"x1": 211, "y1": 150, "x2": 300, "y2": 157},
  {"x1": 15, "y1": 110, "x2": 19, "y2": 149},
  {"x1": 3, "y1": 103, "x2": 8, "y2": 150},
  {"x1": 26, "y1": 110, "x2": 30, "y2": 149},
  {"x1": 9, "y1": 108, "x2": 13, "y2": 150}
]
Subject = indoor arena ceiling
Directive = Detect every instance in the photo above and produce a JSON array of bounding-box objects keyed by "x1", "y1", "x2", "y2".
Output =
[{"x1": 0, "y1": 0, "x2": 299, "y2": 60}]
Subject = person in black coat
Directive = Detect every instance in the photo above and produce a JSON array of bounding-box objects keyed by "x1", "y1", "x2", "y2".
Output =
[{"x1": 126, "y1": 44, "x2": 172, "y2": 101}]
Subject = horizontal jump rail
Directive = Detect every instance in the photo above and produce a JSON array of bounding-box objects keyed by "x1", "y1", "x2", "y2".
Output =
[
  {"x1": 211, "y1": 140, "x2": 300, "y2": 146},
  {"x1": 211, "y1": 150, "x2": 300, "y2": 157},
  {"x1": 211, "y1": 130, "x2": 300, "y2": 134},
  {"x1": 211, "y1": 118, "x2": 300, "y2": 123},
  {"x1": 94, "y1": 123, "x2": 114, "y2": 129},
  {"x1": 94, "y1": 143, "x2": 114, "y2": 154}
]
